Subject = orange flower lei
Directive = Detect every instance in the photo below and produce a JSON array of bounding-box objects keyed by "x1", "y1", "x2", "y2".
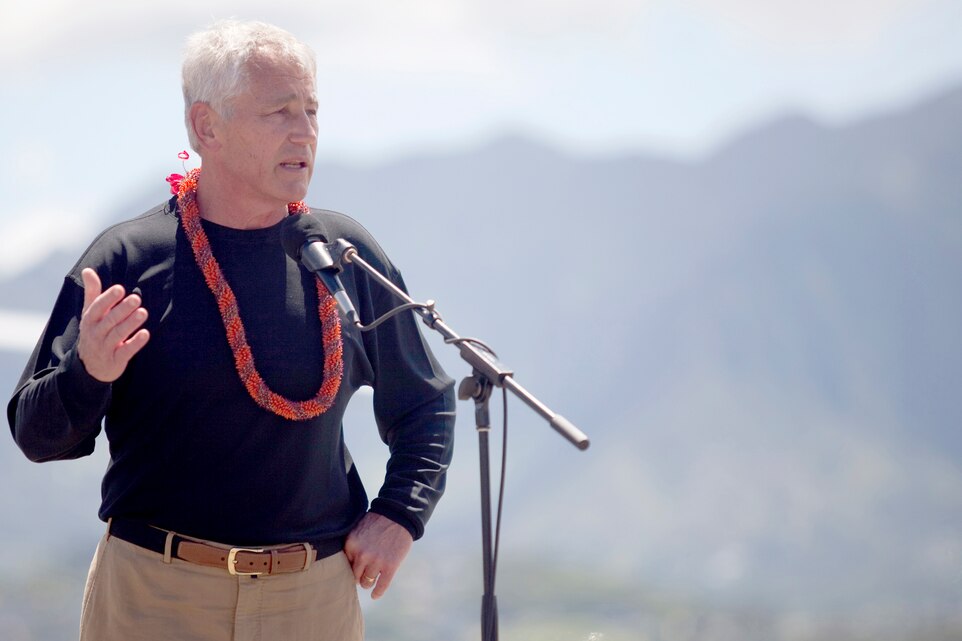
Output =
[{"x1": 176, "y1": 167, "x2": 343, "y2": 420}]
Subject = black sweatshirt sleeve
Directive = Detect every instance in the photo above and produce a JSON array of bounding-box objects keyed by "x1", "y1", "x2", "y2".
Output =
[
  {"x1": 337, "y1": 218, "x2": 456, "y2": 541},
  {"x1": 7, "y1": 275, "x2": 111, "y2": 462}
]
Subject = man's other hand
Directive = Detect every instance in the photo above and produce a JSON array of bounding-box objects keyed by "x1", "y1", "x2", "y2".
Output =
[{"x1": 344, "y1": 512, "x2": 413, "y2": 600}]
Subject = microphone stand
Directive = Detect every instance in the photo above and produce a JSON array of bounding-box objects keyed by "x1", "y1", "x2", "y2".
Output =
[{"x1": 328, "y1": 240, "x2": 590, "y2": 641}]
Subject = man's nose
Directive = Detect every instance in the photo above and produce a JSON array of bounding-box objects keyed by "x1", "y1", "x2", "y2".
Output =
[{"x1": 290, "y1": 111, "x2": 317, "y2": 144}]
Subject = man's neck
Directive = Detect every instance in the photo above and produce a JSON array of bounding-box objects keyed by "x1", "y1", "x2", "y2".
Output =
[{"x1": 194, "y1": 170, "x2": 288, "y2": 230}]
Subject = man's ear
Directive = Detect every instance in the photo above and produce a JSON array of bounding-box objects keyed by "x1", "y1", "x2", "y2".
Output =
[{"x1": 189, "y1": 102, "x2": 222, "y2": 153}]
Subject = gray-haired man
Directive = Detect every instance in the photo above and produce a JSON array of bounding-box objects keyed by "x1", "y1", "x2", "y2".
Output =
[{"x1": 8, "y1": 20, "x2": 455, "y2": 640}]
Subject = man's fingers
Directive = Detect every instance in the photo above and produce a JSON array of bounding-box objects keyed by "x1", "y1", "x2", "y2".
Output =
[
  {"x1": 358, "y1": 569, "x2": 377, "y2": 589},
  {"x1": 114, "y1": 329, "x2": 151, "y2": 363},
  {"x1": 349, "y1": 554, "x2": 371, "y2": 585},
  {"x1": 352, "y1": 557, "x2": 399, "y2": 599},
  {"x1": 371, "y1": 567, "x2": 396, "y2": 600},
  {"x1": 105, "y1": 305, "x2": 150, "y2": 371},
  {"x1": 103, "y1": 301, "x2": 148, "y2": 346},
  {"x1": 356, "y1": 564, "x2": 392, "y2": 599},
  {"x1": 83, "y1": 284, "x2": 127, "y2": 325},
  {"x1": 80, "y1": 268, "x2": 102, "y2": 313},
  {"x1": 77, "y1": 271, "x2": 150, "y2": 382},
  {"x1": 344, "y1": 512, "x2": 412, "y2": 599},
  {"x1": 81, "y1": 268, "x2": 127, "y2": 323}
]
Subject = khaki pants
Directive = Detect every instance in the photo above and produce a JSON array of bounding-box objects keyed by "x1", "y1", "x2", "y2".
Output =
[{"x1": 80, "y1": 530, "x2": 364, "y2": 641}]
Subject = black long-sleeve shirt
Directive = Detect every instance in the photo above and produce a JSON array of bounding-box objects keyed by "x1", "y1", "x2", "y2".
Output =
[{"x1": 7, "y1": 198, "x2": 455, "y2": 545}]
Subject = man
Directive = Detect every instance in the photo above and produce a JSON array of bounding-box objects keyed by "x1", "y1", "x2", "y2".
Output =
[{"x1": 6, "y1": 20, "x2": 455, "y2": 641}]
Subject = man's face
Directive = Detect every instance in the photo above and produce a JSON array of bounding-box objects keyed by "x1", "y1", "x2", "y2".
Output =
[{"x1": 214, "y1": 57, "x2": 318, "y2": 209}]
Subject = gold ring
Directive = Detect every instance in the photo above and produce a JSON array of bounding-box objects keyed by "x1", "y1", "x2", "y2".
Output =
[{"x1": 362, "y1": 575, "x2": 376, "y2": 583}]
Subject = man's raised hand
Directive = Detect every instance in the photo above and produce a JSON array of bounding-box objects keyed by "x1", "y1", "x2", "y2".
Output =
[{"x1": 77, "y1": 268, "x2": 150, "y2": 382}]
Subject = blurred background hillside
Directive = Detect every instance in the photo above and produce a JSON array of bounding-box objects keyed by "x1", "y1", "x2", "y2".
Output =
[{"x1": 2, "y1": 2, "x2": 961, "y2": 640}]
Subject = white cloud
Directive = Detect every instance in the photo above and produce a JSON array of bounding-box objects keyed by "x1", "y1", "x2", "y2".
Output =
[
  {"x1": 681, "y1": 0, "x2": 934, "y2": 51},
  {"x1": 0, "y1": 308, "x2": 48, "y2": 353},
  {"x1": 1, "y1": 0, "x2": 651, "y2": 65},
  {"x1": 2, "y1": 140, "x2": 58, "y2": 192},
  {"x1": 1, "y1": 0, "x2": 959, "y2": 172},
  {"x1": 308, "y1": 6, "x2": 499, "y2": 74},
  {"x1": 466, "y1": 0, "x2": 652, "y2": 38},
  {"x1": 0, "y1": 206, "x2": 97, "y2": 278}
]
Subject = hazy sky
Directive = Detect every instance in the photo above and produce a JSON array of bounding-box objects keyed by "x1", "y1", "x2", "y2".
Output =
[{"x1": 1, "y1": 0, "x2": 961, "y2": 275}]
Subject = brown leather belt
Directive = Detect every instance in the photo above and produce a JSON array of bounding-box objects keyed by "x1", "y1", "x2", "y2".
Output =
[
  {"x1": 108, "y1": 518, "x2": 340, "y2": 576},
  {"x1": 178, "y1": 540, "x2": 316, "y2": 576}
]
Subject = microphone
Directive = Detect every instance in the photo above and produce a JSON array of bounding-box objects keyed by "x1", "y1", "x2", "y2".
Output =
[{"x1": 281, "y1": 214, "x2": 361, "y2": 327}]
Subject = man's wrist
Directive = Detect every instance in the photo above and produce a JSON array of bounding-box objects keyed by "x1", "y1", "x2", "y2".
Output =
[
  {"x1": 368, "y1": 499, "x2": 422, "y2": 541},
  {"x1": 61, "y1": 348, "x2": 112, "y2": 399}
]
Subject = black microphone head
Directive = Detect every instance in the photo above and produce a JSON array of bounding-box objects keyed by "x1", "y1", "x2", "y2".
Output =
[{"x1": 281, "y1": 213, "x2": 329, "y2": 261}]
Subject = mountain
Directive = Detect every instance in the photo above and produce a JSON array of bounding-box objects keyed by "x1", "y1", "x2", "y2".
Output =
[
  {"x1": 300, "y1": 86, "x2": 962, "y2": 609},
  {"x1": 1, "y1": 83, "x2": 961, "y2": 638}
]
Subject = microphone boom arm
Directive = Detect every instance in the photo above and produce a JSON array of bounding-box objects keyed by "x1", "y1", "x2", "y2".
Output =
[{"x1": 328, "y1": 239, "x2": 590, "y2": 450}]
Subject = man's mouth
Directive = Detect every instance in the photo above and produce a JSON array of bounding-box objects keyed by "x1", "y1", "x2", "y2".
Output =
[{"x1": 280, "y1": 161, "x2": 308, "y2": 169}]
